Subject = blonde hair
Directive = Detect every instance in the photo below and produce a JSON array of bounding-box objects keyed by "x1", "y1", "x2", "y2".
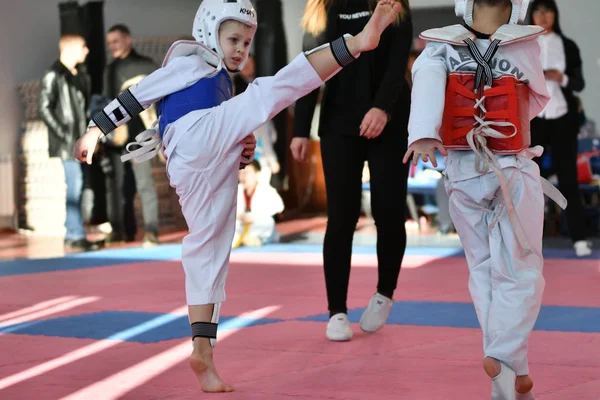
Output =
[{"x1": 301, "y1": 0, "x2": 409, "y2": 37}]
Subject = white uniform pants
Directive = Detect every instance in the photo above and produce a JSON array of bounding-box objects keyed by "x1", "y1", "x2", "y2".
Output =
[
  {"x1": 165, "y1": 54, "x2": 323, "y2": 305},
  {"x1": 445, "y1": 158, "x2": 545, "y2": 376}
]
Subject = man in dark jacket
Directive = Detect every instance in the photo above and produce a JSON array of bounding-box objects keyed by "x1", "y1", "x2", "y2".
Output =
[
  {"x1": 39, "y1": 33, "x2": 98, "y2": 252},
  {"x1": 101, "y1": 24, "x2": 160, "y2": 247}
]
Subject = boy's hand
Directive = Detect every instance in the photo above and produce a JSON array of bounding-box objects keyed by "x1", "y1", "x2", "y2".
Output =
[
  {"x1": 360, "y1": 107, "x2": 388, "y2": 139},
  {"x1": 402, "y1": 138, "x2": 447, "y2": 168},
  {"x1": 241, "y1": 133, "x2": 256, "y2": 159},
  {"x1": 74, "y1": 127, "x2": 103, "y2": 164},
  {"x1": 290, "y1": 137, "x2": 309, "y2": 162}
]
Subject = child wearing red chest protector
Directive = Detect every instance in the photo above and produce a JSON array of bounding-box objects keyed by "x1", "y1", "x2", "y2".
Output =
[{"x1": 404, "y1": 0, "x2": 568, "y2": 398}]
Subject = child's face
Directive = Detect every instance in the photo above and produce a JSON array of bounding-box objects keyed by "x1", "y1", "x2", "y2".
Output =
[
  {"x1": 219, "y1": 20, "x2": 254, "y2": 71},
  {"x1": 240, "y1": 165, "x2": 260, "y2": 189}
]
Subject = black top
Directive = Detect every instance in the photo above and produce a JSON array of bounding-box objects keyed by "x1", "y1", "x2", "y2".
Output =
[
  {"x1": 39, "y1": 61, "x2": 91, "y2": 160},
  {"x1": 103, "y1": 49, "x2": 159, "y2": 145},
  {"x1": 554, "y1": 34, "x2": 585, "y2": 129},
  {"x1": 293, "y1": 0, "x2": 413, "y2": 138},
  {"x1": 103, "y1": 49, "x2": 158, "y2": 99}
]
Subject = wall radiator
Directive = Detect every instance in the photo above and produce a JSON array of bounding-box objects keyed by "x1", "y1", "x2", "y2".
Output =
[{"x1": 0, "y1": 154, "x2": 15, "y2": 227}]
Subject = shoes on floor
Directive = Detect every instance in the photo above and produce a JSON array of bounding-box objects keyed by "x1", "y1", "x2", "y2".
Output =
[
  {"x1": 326, "y1": 313, "x2": 353, "y2": 341},
  {"x1": 65, "y1": 239, "x2": 100, "y2": 252},
  {"x1": 574, "y1": 240, "x2": 592, "y2": 257},
  {"x1": 143, "y1": 232, "x2": 159, "y2": 247},
  {"x1": 360, "y1": 293, "x2": 393, "y2": 333}
]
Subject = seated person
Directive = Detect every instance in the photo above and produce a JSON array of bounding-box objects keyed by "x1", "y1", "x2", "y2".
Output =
[{"x1": 233, "y1": 160, "x2": 284, "y2": 247}]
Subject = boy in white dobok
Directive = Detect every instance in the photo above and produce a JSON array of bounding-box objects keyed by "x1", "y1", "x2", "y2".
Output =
[
  {"x1": 74, "y1": 0, "x2": 404, "y2": 393},
  {"x1": 404, "y1": 0, "x2": 567, "y2": 398}
]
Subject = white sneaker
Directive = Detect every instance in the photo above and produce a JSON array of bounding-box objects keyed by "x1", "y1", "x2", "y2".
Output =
[
  {"x1": 359, "y1": 293, "x2": 393, "y2": 333},
  {"x1": 326, "y1": 313, "x2": 353, "y2": 341},
  {"x1": 574, "y1": 240, "x2": 592, "y2": 257}
]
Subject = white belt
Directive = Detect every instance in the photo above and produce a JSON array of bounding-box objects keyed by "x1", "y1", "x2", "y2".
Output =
[
  {"x1": 465, "y1": 115, "x2": 567, "y2": 256},
  {"x1": 120, "y1": 119, "x2": 162, "y2": 164}
]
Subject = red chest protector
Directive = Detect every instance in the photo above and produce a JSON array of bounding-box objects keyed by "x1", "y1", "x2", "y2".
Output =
[
  {"x1": 441, "y1": 72, "x2": 531, "y2": 154},
  {"x1": 419, "y1": 23, "x2": 545, "y2": 155}
]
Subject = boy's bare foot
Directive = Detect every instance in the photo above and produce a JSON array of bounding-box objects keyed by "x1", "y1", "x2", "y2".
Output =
[
  {"x1": 189, "y1": 339, "x2": 233, "y2": 393},
  {"x1": 483, "y1": 357, "x2": 534, "y2": 395},
  {"x1": 516, "y1": 375, "x2": 534, "y2": 394},
  {"x1": 358, "y1": 0, "x2": 403, "y2": 52},
  {"x1": 483, "y1": 357, "x2": 502, "y2": 378}
]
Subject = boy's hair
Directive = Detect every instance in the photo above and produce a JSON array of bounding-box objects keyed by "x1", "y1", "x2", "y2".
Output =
[
  {"x1": 247, "y1": 160, "x2": 261, "y2": 172},
  {"x1": 474, "y1": 0, "x2": 512, "y2": 8},
  {"x1": 108, "y1": 24, "x2": 131, "y2": 37}
]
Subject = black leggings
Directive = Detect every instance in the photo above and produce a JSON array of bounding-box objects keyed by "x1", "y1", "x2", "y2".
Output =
[
  {"x1": 531, "y1": 115, "x2": 586, "y2": 243},
  {"x1": 320, "y1": 131, "x2": 409, "y2": 316}
]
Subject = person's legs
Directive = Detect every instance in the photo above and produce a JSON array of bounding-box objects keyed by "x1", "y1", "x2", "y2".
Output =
[
  {"x1": 62, "y1": 160, "x2": 87, "y2": 242},
  {"x1": 366, "y1": 129, "x2": 409, "y2": 298},
  {"x1": 89, "y1": 154, "x2": 109, "y2": 225},
  {"x1": 104, "y1": 149, "x2": 127, "y2": 241},
  {"x1": 358, "y1": 129, "x2": 409, "y2": 333},
  {"x1": 547, "y1": 116, "x2": 589, "y2": 252},
  {"x1": 483, "y1": 161, "x2": 545, "y2": 397},
  {"x1": 131, "y1": 158, "x2": 160, "y2": 244},
  {"x1": 320, "y1": 134, "x2": 365, "y2": 319},
  {"x1": 167, "y1": 145, "x2": 240, "y2": 392},
  {"x1": 123, "y1": 161, "x2": 138, "y2": 240},
  {"x1": 446, "y1": 175, "x2": 494, "y2": 357}
]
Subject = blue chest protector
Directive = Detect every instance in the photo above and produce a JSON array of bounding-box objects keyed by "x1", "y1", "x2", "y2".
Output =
[{"x1": 158, "y1": 68, "x2": 233, "y2": 138}]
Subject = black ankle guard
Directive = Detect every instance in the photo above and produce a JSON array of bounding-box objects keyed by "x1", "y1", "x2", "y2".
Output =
[
  {"x1": 330, "y1": 36, "x2": 355, "y2": 67},
  {"x1": 191, "y1": 322, "x2": 218, "y2": 341}
]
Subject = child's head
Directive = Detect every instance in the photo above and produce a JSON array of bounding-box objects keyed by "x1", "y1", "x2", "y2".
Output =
[
  {"x1": 239, "y1": 160, "x2": 261, "y2": 190},
  {"x1": 218, "y1": 20, "x2": 255, "y2": 72},
  {"x1": 455, "y1": 0, "x2": 530, "y2": 27},
  {"x1": 192, "y1": 0, "x2": 258, "y2": 72},
  {"x1": 473, "y1": 0, "x2": 513, "y2": 26}
]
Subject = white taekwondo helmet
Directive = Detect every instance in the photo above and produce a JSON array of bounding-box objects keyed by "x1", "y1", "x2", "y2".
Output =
[
  {"x1": 192, "y1": 0, "x2": 258, "y2": 71},
  {"x1": 455, "y1": 0, "x2": 531, "y2": 26}
]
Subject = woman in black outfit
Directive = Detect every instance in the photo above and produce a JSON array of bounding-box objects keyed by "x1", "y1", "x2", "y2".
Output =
[
  {"x1": 290, "y1": 0, "x2": 412, "y2": 341},
  {"x1": 528, "y1": 0, "x2": 592, "y2": 257}
]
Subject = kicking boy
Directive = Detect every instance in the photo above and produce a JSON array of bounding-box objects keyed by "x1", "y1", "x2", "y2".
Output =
[
  {"x1": 403, "y1": 0, "x2": 567, "y2": 398},
  {"x1": 74, "y1": 0, "x2": 403, "y2": 393}
]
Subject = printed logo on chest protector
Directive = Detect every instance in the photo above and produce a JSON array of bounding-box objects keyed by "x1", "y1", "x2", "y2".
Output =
[
  {"x1": 449, "y1": 51, "x2": 530, "y2": 83},
  {"x1": 240, "y1": 8, "x2": 255, "y2": 17}
]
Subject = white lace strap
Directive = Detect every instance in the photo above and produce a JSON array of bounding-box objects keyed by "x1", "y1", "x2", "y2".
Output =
[
  {"x1": 541, "y1": 178, "x2": 568, "y2": 210},
  {"x1": 120, "y1": 120, "x2": 162, "y2": 163},
  {"x1": 465, "y1": 125, "x2": 533, "y2": 256}
]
